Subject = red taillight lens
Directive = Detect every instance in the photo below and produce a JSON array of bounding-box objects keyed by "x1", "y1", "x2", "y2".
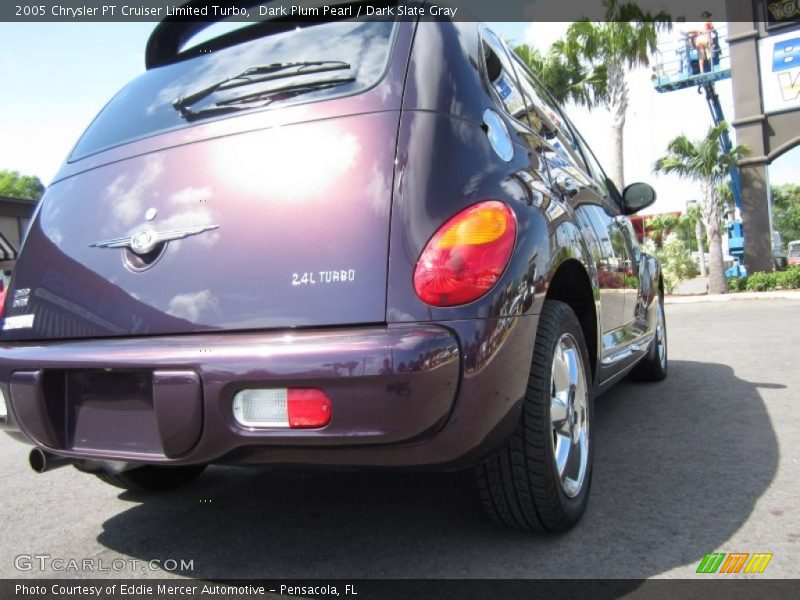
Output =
[
  {"x1": 413, "y1": 201, "x2": 516, "y2": 306},
  {"x1": 0, "y1": 288, "x2": 6, "y2": 317},
  {"x1": 287, "y1": 388, "x2": 332, "y2": 429}
]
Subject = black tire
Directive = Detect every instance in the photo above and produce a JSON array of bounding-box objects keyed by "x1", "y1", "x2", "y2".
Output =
[
  {"x1": 94, "y1": 464, "x2": 206, "y2": 492},
  {"x1": 629, "y1": 292, "x2": 668, "y2": 382},
  {"x1": 475, "y1": 300, "x2": 594, "y2": 532}
]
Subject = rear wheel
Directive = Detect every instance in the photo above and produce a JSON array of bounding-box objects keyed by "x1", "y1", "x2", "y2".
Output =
[
  {"x1": 94, "y1": 464, "x2": 206, "y2": 492},
  {"x1": 475, "y1": 300, "x2": 593, "y2": 532},
  {"x1": 630, "y1": 292, "x2": 667, "y2": 382}
]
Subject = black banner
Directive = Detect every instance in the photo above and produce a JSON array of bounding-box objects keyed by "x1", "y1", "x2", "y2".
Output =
[
  {"x1": 2, "y1": 579, "x2": 799, "y2": 600},
  {"x1": 0, "y1": 0, "x2": 747, "y2": 23}
]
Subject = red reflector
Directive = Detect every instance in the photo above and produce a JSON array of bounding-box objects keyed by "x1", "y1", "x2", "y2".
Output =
[{"x1": 287, "y1": 389, "x2": 332, "y2": 429}]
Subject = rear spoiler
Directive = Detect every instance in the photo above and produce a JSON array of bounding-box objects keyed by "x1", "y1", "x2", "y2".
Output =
[
  {"x1": 145, "y1": 0, "x2": 404, "y2": 70},
  {"x1": 145, "y1": 0, "x2": 262, "y2": 69}
]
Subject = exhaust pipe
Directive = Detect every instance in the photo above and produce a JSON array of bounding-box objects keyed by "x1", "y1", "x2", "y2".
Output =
[
  {"x1": 29, "y1": 448, "x2": 136, "y2": 476},
  {"x1": 29, "y1": 448, "x2": 72, "y2": 473}
]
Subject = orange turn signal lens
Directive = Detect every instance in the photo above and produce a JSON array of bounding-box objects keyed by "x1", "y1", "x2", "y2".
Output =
[
  {"x1": 414, "y1": 201, "x2": 517, "y2": 307},
  {"x1": 435, "y1": 205, "x2": 509, "y2": 249}
]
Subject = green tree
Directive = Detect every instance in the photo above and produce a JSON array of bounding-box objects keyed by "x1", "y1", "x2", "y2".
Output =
[
  {"x1": 513, "y1": 42, "x2": 607, "y2": 108},
  {"x1": 648, "y1": 210, "x2": 698, "y2": 252},
  {"x1": 654, "y1": 123, "x2": 749, "y2": 295},
  {"x1": 645, "y1": 213, "x2": 679, "y2": 246},
  {"x1": 552, "y1": 0, "x2": 671, "y2": 191},
  {"x1": 716, "y1": 181, "x2": 735, "y2": 218},
  {"x1": 772, "y1": 183, "x2": 800, "y2": 245},
  {"x1": 682, "y1": 203, "x2": 707, "y2": 276},
  {"x1": 655, "y1": 232, "x2": 699, "y2": 293},
  {"x1": 0, "y1": 170, "x2": 44, "y2": 200}
]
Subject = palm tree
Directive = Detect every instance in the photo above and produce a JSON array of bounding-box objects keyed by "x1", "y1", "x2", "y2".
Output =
[
  {"x1": 552, "y1": 0, "x2": 671, "y2": 191},
  {"x1": 716, "y1": 181, "x2": 735, "y2": 220},
  {"x1": 513, "y1": 43, "x2": 607, "y2": 108},
  {"x1": 654, "y1": 123, "x2": 749, "y2": 294},
  {"x1": 683, "y1": 204, "x2": 707, "y2": 276},
  {"x1": 645, "y1": 213, "x2": 679, "y2": 246}
]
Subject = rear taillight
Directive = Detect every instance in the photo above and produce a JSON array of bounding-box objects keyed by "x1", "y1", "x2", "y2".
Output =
[
  {"x1": 286, "y1": 389, "x2": 333, "y2": 428},
  {"x1": 0, "y1": 287, "x2": 6, "y2": 317},
  {"x1": 413, "y1": 201, "x2": 516, "y2": 306},
  {"x1": 232, "y1": 388, "x2": 331, "y2": 429}
]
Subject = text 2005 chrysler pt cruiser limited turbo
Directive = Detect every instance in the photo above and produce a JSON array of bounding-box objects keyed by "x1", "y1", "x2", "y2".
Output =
[{"x1": 0, "y1": 13, "x2": 667, "y2": 532}]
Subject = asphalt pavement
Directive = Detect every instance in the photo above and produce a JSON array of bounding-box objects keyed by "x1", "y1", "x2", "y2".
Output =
[{"x1": 1, "y1": 299, "x2": 798, "y2": 580}]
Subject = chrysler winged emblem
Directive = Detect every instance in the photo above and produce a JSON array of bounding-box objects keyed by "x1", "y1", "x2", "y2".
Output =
[{"x1": 90, "y1": 224, "x2": 219, "y2": 255}]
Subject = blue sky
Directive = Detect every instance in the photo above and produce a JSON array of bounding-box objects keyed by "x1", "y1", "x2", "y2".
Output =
[
  {"x1": 1, "y1": 21, "x2": 797, "y2": 215},
  {"x1": 0, "y1": 22, "x2": 152, "y2": 182}
]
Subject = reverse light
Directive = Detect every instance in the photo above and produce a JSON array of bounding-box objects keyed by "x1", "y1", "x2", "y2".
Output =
[
  {"x1": 413, "y1": 201, "x2": 517, "y2": 306},
  {"x1": 232, "y1": 388, "x2": 331, "y2": 429},
  {"x1": 0, "y1": 388, "x2": 7, "y2": 421}
]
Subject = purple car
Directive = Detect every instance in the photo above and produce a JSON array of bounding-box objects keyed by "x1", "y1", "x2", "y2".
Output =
[{"x1": 0, "y1": 14, "x2": 666, "y2": 532}]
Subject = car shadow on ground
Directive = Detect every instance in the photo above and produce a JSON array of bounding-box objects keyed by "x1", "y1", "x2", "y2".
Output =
[{"x1": 96, "y1": 360, "x2": 779, "y2": 579}]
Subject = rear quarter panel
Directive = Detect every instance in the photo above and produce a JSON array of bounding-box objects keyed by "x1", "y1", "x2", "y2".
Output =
[{"x1": 387, "y1": 21, "x2": 556, "y2": 324}]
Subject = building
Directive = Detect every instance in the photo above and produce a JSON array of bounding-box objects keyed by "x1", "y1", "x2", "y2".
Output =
[
  {"x1": 727, "y1": 0, "x2": 800, "y2": 272},
  {"x1": 629, "y1": 212, "x2": 683, "y2": 243},
  {"x1": 0, "y1": 195, "x2": 37, "y2": 272}
]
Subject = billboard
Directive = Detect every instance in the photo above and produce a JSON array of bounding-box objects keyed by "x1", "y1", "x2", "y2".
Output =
[{"x1": 760, "y1": 28, "x2": 800, "y2": 113}]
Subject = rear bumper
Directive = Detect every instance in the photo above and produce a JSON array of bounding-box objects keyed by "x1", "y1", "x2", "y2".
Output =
[{"x1": 0, "y1": 318, "x2": 537, "y2": 469}]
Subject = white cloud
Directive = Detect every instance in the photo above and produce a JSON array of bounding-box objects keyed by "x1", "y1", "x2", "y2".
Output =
[
  {"x1": 523, "y1": 22, "x2": 569, "y2": 54},
  {"x1": 168, "y1": 186, "x2": 213, "y2": 206},
  {"x1": 0, "y1": 115, "x2": 94, "y2": 185},
  {"x1": 159, "y1": 186, "x2": 219, "y2": 248},
  {"x1": 167, "y1": 289, "x2": 219, "y2": 322},
  {"x1": 104, "y1": 154, "x2": 165, "y2": 226}
]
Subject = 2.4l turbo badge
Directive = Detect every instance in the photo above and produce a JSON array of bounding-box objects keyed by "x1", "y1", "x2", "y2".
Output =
[{"x1": 292, "y1": 269, "x2": 357, "y2": 286}]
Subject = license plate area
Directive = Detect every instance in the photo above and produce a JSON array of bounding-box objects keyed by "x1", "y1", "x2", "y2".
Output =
[
  {"x1": 11, "y1": 367, "x2": 201, "y2": 458},
  {"x1": 47, "y1": 369, "x2": 163, "y2": 454}
]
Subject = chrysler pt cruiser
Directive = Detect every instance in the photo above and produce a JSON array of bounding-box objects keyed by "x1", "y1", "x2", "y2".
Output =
[{"x1": 0, "y1": 9, "x2": 667, "y2": 532}]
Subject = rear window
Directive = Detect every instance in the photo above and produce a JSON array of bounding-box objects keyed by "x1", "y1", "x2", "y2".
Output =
[
  {"x1": 71, "y1": 19, "x2": 396, "y2": 160},
  {"x1": 789, "y1": 244, "x2": 800, "y2": 258}
]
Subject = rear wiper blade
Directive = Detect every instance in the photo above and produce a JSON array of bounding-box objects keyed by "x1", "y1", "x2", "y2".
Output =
[
  {"x1": 176, "y1": 77, "x2": 356, "y2": 122},
  {"x1": 172, "y1": 60, "x2": 351, "y2": 116}
]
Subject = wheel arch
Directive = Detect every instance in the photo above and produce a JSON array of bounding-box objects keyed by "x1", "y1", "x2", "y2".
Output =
[{"x1": 544, "y1": 258, "x2": 599, "y2": 381}]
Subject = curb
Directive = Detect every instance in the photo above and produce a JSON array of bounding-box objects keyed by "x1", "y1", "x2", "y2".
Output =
[{"x1": 666, "y1": 290, "x2": 800, "y2": 304}]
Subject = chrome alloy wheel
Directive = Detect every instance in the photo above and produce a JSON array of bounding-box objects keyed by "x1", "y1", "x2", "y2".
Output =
[
  {"x1": 656, "y1": 299, "x2": 666, "y2": 370},
  {"x1": 549, "y1": 333, "x2": 590, "y2": 498}
]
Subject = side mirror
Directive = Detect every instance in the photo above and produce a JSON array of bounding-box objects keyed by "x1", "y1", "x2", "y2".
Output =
[{"x1": 622, "y1": 182, "x2": 657, "y2": 215}]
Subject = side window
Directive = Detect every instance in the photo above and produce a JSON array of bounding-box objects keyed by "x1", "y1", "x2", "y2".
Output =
[
  {"x1": 575, "y1": 209, "x2": 603, "y2": 264},
  {"x1": 508, "y1": 55, "x2": 589, "y2": 174},
  {"x1": 621, "y1": 218, "x2": 642, "y2": 268},
  {"x1": 584, "y1": 207, "x2": 615, "y2": 262},
  {"x1": 573, "y1": 131, "x2": 612, "y2": 198},
  {"x1": 480, "y1": 29, "x2": 528, "y2": 125},
  {"x1": 609, "y1": 224, "x2": 631, "y2": 269}
]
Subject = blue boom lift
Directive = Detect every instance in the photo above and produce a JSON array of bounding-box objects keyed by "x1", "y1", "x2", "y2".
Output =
[{"x1": 651, "y1": 23, "x2": 746, "y2": 277}]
